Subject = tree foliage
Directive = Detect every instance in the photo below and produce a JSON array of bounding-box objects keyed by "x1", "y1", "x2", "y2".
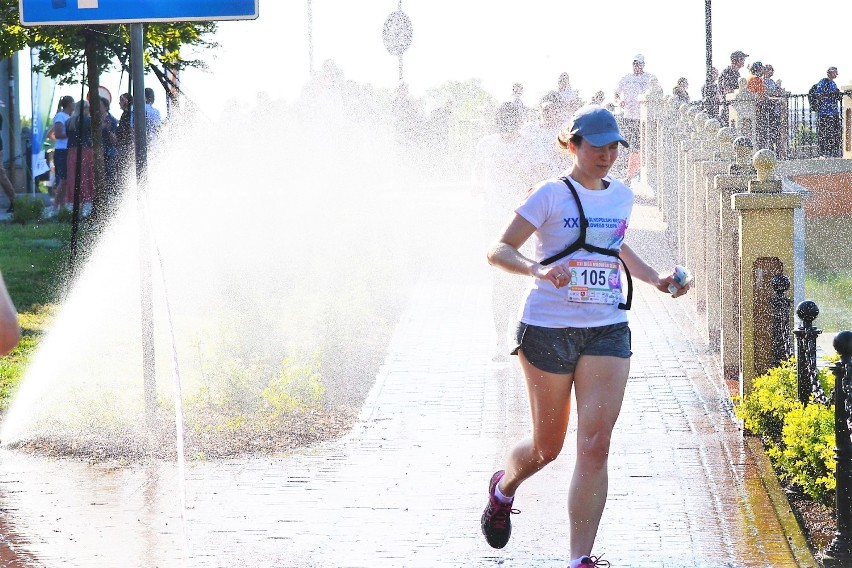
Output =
[
  {"x1": 0, "y1": 0, "x2": 218, "y2": 223},
  {"x1": 0, "y1": 2, "x2": 218, "y2": 88}
]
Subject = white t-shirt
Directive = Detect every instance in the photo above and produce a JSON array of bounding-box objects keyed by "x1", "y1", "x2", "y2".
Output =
[
  {"x1": 145, "y1": 103, "x2": 162, "y2": 142},
  {"x1": 516, "y1": 175, "x2": 634, "y2": 328},
  {"x1": 472, "y1": 132, "x2": 534, "y2": 214},
  {"x1": 520, "y1": 121, "x2": 570, "y2": 180},
  {"x1": 52, "y1": 111, "x2": 70, "y2": 150},
  {"x1": 614, "y1": 72, "x2": 658, "y2": 120}
]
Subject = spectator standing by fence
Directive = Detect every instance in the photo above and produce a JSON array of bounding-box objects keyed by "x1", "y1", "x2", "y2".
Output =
[
  {"x1": 719, "y1": 50, "x2": 748, "y2": 125},
  {"x1": 814, "y1": 66, "x2": 843, "y2": 158},
  {"x1": 762, "y1": 64, "x2": 786, "y2": 157},
  {"x1": 702, "y1": 67, "x2": 721, "y2": 119},
  {"x1": 672, "y1": 77, "x2": 690, "y2": 105},
  {"x1": 745, "y1": 61, "x2": 772, "y2": 151}
]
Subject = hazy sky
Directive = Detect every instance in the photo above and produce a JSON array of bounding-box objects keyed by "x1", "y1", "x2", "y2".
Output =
[{"x1": 30, "y1": 0, "x2": 852, "y2": 118}]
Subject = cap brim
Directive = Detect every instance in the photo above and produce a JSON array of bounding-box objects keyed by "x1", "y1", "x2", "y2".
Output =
[{"x1": 583, "y1": 132, "x2": 629, "y2": 148}]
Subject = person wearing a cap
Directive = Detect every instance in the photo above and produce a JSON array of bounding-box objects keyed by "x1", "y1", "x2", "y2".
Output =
[
  {"x1": 719, "y1": 50, "x2": 748, "y2": 125},
  {"x1": 813, "y1": 66, "x2": 843, "y2": 157},
  {"x1": 481, "y1": 104, "x2": 691, "y2": 567},
  {"x1": 613, "y1": 54, "x2": 657, "y2": 185}
]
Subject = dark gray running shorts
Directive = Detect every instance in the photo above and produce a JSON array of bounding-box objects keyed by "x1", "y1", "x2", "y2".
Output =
[{"x1": 511, "y1": 321, "x2": 632, "y2": 374}]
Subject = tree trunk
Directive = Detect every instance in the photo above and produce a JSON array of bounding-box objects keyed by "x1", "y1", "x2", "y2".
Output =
[{"x1": 84, "y1": 28, "x2": 107, "y2": 223}]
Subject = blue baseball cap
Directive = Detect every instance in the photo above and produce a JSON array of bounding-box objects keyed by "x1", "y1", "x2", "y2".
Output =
[{"x1": 566, "y1": 104, "x2": 628, "y2": 147}]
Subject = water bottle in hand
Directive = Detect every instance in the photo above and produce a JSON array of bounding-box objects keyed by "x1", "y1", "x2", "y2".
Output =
[{"x1": 668, "y1": 265, "x2": 692, "y2": 296}]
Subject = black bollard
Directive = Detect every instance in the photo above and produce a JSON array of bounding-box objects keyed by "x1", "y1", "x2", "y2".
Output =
[
  {"x1": 821, "y1": 330, "x2": 852, "y2": 567},
  {"x1": 794, "y1": 301, "x2": 825, "y2": 406}
]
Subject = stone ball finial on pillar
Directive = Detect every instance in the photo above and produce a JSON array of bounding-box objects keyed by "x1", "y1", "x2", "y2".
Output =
[
  {"x1": 718, "y1": 126, "x2": 737, "y2": 158},
  {"x1": 730, "y1": 136, "x2": 756, "y2": 175},
  {"x1": 704, "y1": 118, "x2": 722, "y2": 137},
  {"x1": 753, "y1": 149, "x2": 777, "y2": 181},
  {"x1": 750, "y1": 149, "x2": 782, "y2": 192},
  {"x1": 694, "y1": 111, "x2": 709, "y2": 133}
]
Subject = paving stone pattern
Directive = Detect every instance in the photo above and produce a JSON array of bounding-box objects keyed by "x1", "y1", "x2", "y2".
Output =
[{"x1": 0, "y1": 197, "x2": 807, "y2": 567}]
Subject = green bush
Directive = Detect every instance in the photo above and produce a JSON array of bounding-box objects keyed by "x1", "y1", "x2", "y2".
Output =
[
  {"x1": 734, "y1": 357, "x2": 838, "y2": 504},
  {"x1": 10, "y1": 196, "x2": 45, "y2": 224},
  {"x1": 734, "y1": 358, "x2": 800, "y2": 444},
  {"x1": 53, "y1": 207, "x2": 73, "y2": 223},
  {"x1": 261, "y1": 356, "x2": 325, "y2": 417},
  {"x1": 769, "y1": 402, "x2": 836, "y2": 503}
]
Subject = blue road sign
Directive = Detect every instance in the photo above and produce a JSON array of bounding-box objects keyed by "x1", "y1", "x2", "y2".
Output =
[{"x1": 20, "y1": 0, "x2": 258, "y2": 26}]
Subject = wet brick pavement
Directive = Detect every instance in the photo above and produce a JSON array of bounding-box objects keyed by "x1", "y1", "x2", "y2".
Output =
[{"x1": 0, "y1": 199, "x2": 820, "y2": 567}]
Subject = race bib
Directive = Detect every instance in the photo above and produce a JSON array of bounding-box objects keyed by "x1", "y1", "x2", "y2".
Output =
[{"x1": 563, "y1": 259, "x2": 623, "y2": 305}]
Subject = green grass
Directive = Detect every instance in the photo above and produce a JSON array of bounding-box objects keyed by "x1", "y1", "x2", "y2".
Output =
[
  {"x1": 0, "y1": 222, "x2": 71, "y2": 409},
  {"x1": 805, "y1": 270, "x2": 852, "y2": 334}
]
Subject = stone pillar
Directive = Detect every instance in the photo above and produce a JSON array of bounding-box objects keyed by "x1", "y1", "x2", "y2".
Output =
[
  {"x1": 842, "y1": 81, "x2": 852, "y2": 159},
  {"x1": 692, "y1": 122, "x2": 732, "y2": 347},
  {"x1": 683, "y1": 112, "x2": 712, "y2": 288},
  {"x1": 656, "y1": 97, "x2": 681, "y2": 245},
  {"x1": 727, "y1": 77, "x2": 758, "y2": 146},
  {"x1": 675, "y1": 106, "x2": 701, "y2": 260},
  {"x1": 717, "y1": 137, "x2": 756, "y2": 384},
  {"x1": 640, "y1": 81, "x2": 664, "y2": 190},
  {"x1": 731, "y1": 150, "x2": 803, "y2": 396}
]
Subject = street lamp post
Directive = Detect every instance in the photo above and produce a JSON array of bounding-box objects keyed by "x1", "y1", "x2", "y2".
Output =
[
  {"x1": 383, "y1": 2, "x2": 412, "y2": 84},
  {"x1": 307, "y1": 0, "x2": 314, "y2": 76},
  {"x1": 705, "y1": 0, "x2": 713, "y2": 102}
]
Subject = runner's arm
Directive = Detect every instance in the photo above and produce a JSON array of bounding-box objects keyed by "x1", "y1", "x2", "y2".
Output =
[
  {"x1": 487, "y1": 213, "x2": 563, "y2": 287},
  {"x1": 0, "y1": 272, "x2": 21, "y2": 356},
  {"x1": 620, "y1": 243, "x2": 690, "y2": 297}
]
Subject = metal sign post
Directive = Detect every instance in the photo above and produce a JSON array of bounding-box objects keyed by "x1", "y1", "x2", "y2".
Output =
[{"x1": 18, "y1": 0, "x2": 258, "y2": 428}]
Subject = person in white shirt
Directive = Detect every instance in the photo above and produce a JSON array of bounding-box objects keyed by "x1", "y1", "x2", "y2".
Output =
[
  {"x1": 511, "y1": 82, "x2": 530, "y2": 120},
  {"x1": 613, "y1": 54, "x2": 657, "y2": 184},
  {"x1": 50, "y1": 95, "x2": 75, "y2": 211},
  {"x1": 144, "y1": 87, "x2": 162, "y2": 144},
  {"x1": 472, "y1": 102, "x2": 536, "y2": 360},
  {"x1": 520, "y1": 91, "x2": 571, "y2": 181},
  {"x1": 480, "y1": 104, "x2": 690, "y2": 567}
]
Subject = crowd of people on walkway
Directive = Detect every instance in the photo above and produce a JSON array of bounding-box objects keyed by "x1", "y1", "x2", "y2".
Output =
[
  {"x1": 701, "y1": 49, "x2": 846, "y2": 158},
  {"x1": 44, "y1": 85, "x2": 163, "y2": 217}
]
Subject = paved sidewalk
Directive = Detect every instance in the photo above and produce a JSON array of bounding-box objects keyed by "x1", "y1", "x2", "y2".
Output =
[{"x1": 0, "y1": 198, "x2": 818, "y2": 567}]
